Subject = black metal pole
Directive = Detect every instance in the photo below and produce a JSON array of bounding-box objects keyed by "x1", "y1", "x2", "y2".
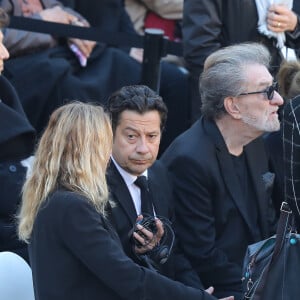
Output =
[{"x1": 141, "y1": 28, "x2": 166, "y2": 93}]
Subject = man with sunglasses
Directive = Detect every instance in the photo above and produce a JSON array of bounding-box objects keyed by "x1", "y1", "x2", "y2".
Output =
[{"x1": 161, "y1": 43, "x2": 284, "y2": 299}]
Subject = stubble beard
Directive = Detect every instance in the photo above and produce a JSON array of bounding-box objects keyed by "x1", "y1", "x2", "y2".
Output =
[{"x1": 241, "y1": 111, "x2": 280, "y2": 133}]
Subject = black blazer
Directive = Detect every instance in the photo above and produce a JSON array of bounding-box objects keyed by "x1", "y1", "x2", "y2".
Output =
[
  {"x1": 29, "y1": 189, "x2": 215, "y2": 300},
  {"x1": 106, "y1": 160, "x2": 203, "y2": 289},
  {"x1": 160, "y1": 117, "x2": 277, "y2": 298}
]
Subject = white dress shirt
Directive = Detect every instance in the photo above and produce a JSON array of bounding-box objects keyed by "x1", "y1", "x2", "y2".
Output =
[{"x1": 111, "y1": 156, "x2": 149, "y2": 216}]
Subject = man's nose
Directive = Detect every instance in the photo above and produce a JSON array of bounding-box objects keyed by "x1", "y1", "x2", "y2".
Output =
[
  {"x1": 271, "y1": 91, "x2": 284, "y2": 106},
  {"x1": 136, "y1": 137, "x2": 149, "y2": 153}
]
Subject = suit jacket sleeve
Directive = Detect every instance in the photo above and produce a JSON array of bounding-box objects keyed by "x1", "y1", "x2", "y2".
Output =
[
  {"x1": 171, "y1": 233, "x2": 205, "y2": 289},
  {"x1": 119, "y1": 4, "x2": 137, "y2": 35},
  {"x1": 59, "y1": 193, "x2": 216, "y2": 300},
  {"x1": 285, "y1": 12, "x2": 300, "y2": 49},
  {"x1": 183, "y1": 0, "x2": 222, "y2": 79},
  {"x1": 160, "y1": 166, "x2": 204, "y2": 289},
  {"x1": 165, "y1": 154, "x2": 243, "y2": 292}
]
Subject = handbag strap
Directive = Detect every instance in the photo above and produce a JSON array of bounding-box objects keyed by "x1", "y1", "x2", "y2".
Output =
[
  {"x1": 252, "y1": 202, "x2": 292, "y2": 299},
  {"x1": 272, "y1": 202, "x2": 292, "y2": 259}
]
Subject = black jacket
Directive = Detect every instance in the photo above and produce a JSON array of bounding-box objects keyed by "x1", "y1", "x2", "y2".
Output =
[
  {"x1": 0, "y1": 75, "x2": 35, "y2": 262},
  {"x1": 29, "y1": 189, "x2": 217, "y2": 300},
  {"x1": 161, "y1": 117, "x2": 277, "y2": 299},
  {"x1": 106, "y1": 160, "x2": 203, "y2": 289},
  {"x1": 183, "y1": 0, "x2": 300, "y2": 79}
]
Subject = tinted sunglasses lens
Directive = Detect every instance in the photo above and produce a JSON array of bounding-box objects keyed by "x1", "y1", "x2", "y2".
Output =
[{"x1": 267, "y1": 83, "x2": 276, "y2": 100}]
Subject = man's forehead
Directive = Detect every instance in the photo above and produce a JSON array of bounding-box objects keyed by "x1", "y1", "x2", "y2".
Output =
[
  {"x1": 244, "y1": 64, "x2": 273, "y2": 85},
  {"x1": 119, "y1": 110, "x2": 160, "y2": 121},
  {"x1": 118, "y1": 111, "x2": 160, "y2": 132}
]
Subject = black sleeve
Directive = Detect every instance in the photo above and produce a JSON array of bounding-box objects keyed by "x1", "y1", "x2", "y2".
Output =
[
  {"x1": 285, "y1": 14, "x2": 300, "y2": 50},
  {"x1": 182, "y1": 0, "x2": 222, "y2": 79},
  {"x1": 60, "y1": 194, "x2": 217, "y2": 300},
  {"x1": 163, "y1": 155, "x2": 243, "y2": 294}
]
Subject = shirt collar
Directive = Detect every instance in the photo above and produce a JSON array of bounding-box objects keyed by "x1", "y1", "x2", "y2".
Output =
[{"x1": 111, "y1": 156, "x2": 148, "y2": 187}]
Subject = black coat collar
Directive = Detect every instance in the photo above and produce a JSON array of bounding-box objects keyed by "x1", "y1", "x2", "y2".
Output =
[{"x1": 203, "y1": 117, "x2": 270, "y2": 238}]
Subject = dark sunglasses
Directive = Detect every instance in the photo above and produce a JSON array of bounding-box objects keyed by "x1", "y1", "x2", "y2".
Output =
[{"x1": 239, "y1": 82, "x2": 278, "y2": 100}]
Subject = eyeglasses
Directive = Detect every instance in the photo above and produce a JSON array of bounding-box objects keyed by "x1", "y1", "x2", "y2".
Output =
[{"x1": 238, "y1": 82, "x2": 278, "y2": 101}]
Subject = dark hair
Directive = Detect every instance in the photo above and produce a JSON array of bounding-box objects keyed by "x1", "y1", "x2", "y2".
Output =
[
  {"x1": 107, "y1": 85, "x2": 168, "y2": 133},
  {"x1": 0, "y1": 8, "x2": 9, "y2": 28}
]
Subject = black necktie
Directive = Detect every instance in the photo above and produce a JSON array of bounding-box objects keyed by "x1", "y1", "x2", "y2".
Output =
[{"x1": 134, "y1": 176, "x2": 154, "y2": 216}]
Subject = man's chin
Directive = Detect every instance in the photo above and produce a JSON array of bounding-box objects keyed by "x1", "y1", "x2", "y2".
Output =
[
  {"x1": 129, "y1": 164, "x2": 149, "y2": 176},
  {"x1": 266, "y1": 119, "x2": 281, "y2": 132}
]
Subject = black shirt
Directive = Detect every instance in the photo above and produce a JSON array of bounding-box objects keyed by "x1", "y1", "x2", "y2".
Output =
[{"x1": 231, "y1": 152, "x2": 261, "y2": 242}]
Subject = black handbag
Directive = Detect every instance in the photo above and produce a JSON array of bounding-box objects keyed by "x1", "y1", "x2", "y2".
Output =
[{"x1": 241, "y1": 202, "x2": 300, "y2": 300}]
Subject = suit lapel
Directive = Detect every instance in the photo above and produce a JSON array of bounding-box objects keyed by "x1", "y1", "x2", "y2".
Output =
[
  {"x1": 245, "y1": 138, "x2": 269, "y2": 238},
  {"x1": 106, "y1": 162, "x2": 137, "y2": 224},
  {"x1": 205, "y1": 119, "x2": 257, "y2": 235},
  {"x1": 148, "y1": 166, "x2": 168, "y2": 217}
]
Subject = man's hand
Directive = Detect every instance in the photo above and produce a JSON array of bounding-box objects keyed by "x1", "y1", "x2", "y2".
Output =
[
  {"x1": 267, "y1": 4, "x2": 298, "y2": 33},
  {"x1": 39, "y1": 6, "x2": 77, "y2": 24},
  {"x1": 133, "y1": 215, "x2": 164, "y2": 254},
  {"x1": 68, "y1": 20, "x2": 96, "y2": 58},
  {"x1": 68, "y1": 37, "x2": 96, "y2": 59},
  {"x1": 205, "y1": 286, "x2": 234, "y2": 300},
  {"x1": 129, "y1": 47, "x2": 144, "y2": 63},
  {"x1": 40, "y1": 6, "x2": 96, "y2": 58}
]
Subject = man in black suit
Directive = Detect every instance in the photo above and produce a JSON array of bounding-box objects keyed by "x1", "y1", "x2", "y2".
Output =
[
  {"x1": 161, "y1": 43, "x2": 284, "y2": 299},
  {"x1": 106, "y1": 85, "x2": 205, "y2": 289}
]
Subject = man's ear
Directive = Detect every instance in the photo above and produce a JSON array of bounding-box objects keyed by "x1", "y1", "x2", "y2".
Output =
[{"x1": 224, "y1": 96, "x2": 241, "y2": 120}]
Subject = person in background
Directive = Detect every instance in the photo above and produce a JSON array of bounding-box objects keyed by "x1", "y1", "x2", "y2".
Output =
[
  {"x1": 277, "y1": 59, "x2": 300, "y2": 99},
  {"x1": 125, "y1": 0, "x2": 182, "y2": 40},
  {"x1": 161, "y1": 43, "x2": 283, "y2": 299},
  {"x1": 106, "y1": 85, "x2": 204, "y2": 289},
  {"x1": 1, "y1": 0, "x2": 141, "y2": 135},
  {"x1": 0, "y1": 7, "x2": 35, "y2": 263},
  {"x1": 183, "y1": 0, "x2": 300, "y2": 122},
  {"x1": 265, "y1": 59, "x2": 300, "y2": 212},
  {"x1": 17, "y1": 101, "x2": 233, "y2": 300},
  {"x1": 281, "y1": 93, "x2": 300, "y2": 229},
  {"x1": 70, "y1": 0, "x2": 191, "y2": 154},
  {"x1": 125, "y1": 0, "x2": 184, "y2": 66}
]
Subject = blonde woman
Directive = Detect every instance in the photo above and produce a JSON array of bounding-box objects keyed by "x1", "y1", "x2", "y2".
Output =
[{"x1": 18, "y1": 102, "x2": 232, "y2": 300}]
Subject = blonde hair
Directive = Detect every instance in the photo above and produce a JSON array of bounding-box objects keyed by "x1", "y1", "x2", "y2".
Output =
[{"x1": 18, "y1": 102, "x2": 113, "y2": 242}]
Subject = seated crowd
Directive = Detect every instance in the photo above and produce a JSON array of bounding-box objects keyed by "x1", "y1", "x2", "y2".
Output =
[{"x1": 1, "y1": 1, "x2": 300, "y2": 300}]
